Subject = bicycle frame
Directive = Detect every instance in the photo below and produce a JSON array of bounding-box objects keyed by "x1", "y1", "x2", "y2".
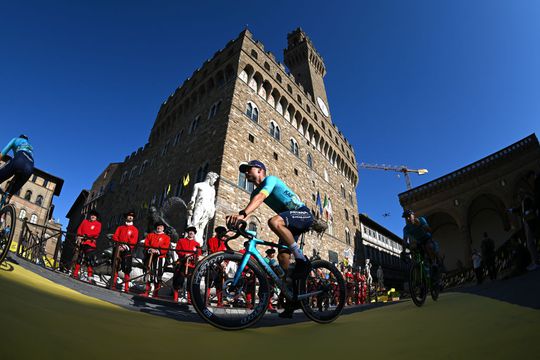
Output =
[
  {"x1": 412, "y1": 250, "x2": 432, "y2": 288},
  {"x1": 231, "y1": 234, "x2": 324, "y2": 302}
]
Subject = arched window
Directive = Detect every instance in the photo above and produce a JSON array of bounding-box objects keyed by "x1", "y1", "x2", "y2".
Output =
[
  {"x1": 208, "y1": 101, "x2": 221, "y2": 119},
  {"x1": 129, "y1": 166, "x2": 138, "y2": 179},
  {"x1": 173, "y1": 131, "x2": 183, "y2": 146},
  {"x1": 344, "y1": 209, "x2": 349, "y2": 221},
  {"x1": 352, "y1": 215, "x2": 356, "y2": 226},
  {"x1": 349, "y1": 191, "x2": 354, "y2": 206},
  {"x1": 290, "y1": 138, "x2": 299, "y2": 157},
  {"x1": 307, "y1": 153, "x2": 313, "y2": 169},
  {"x1": 341, "y1": 184, "x2": 346, "y2": 198},
  {"x1": 140, "y1": 160, "x2": 150, "y2": 175},
  {"x1": 19, "y1": 209, "x2": 27, "y2": 220},
  {"x1": 239, "y1": 70, "x2": 248, "y2": 83},
  {"x1": 24, "y1": 190, "x2": 32, "y2": 201},
  {"x1": 189, "y1": 116, "x2": 200, "y2": 134},
  {"x1": 269, "y1": 121, "x2": 280, "y2": 140},
  {"x1": 30, "y1": 214, "x2": 38, "y2": 224},
  {"x1": 196, "y1": 163, "x2": 209, "y2": 183},
  {"x1": 345, "y1": 228, "x2": 351, "y2": 245},
  {"x1": 324, "y1": 169, "x2": 329, "y2": 182},
  {"x1": 246, "y1": 102, "x2": 258, "y2": 122},
  {"x1": 36, "y1": 195, "x2": 44, "y2": 206}
]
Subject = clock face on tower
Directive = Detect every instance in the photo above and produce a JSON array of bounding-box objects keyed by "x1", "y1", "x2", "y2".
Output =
[{"x1": 317, "y1": 97, "x2": 329, "y2": 117}]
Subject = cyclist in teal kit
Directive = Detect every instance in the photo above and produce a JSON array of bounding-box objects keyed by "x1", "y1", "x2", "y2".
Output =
[
  {"x1": 0, "y1": 135, "x2": 35, "y2": 204},
  {"x1": 226, "y1": 160, "x2": 314, "y2": 280}
]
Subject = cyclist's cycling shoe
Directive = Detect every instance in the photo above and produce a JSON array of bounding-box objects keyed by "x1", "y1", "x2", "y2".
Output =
[{"x1": 291, "y1": 258, "x2": 312, "y2": 280}]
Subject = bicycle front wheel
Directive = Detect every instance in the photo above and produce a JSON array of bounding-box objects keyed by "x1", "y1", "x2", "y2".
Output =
[
  {"x1": 0, "y1": 205, "x2": 16, "y2": 265},
  {"x1": 299, "y1": 260, "x2": 346, "y2": 323},
  {"x1": 409, "y1": 263, "x2": 427, "y2": 307},
  {"x1": 190, "y1": 252, "x2": 271, "y2": 330}
]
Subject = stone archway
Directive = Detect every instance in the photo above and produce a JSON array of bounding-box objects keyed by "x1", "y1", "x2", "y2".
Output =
[
  {"x1": 428, "y1": 212, "x2": 462, "y2": 271},
  {"x1": 467, "y1": 193, "x2": 511, "y2": 252}
]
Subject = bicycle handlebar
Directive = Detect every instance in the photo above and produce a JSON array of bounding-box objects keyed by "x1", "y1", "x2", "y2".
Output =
[{"x1": 223, "y1": 220, "x2": 252, "y2": 252}]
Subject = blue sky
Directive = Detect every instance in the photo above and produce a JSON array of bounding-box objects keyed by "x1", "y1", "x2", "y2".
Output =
[{"x1": 1, "y1": 1, "x2": 539, "y2": 235}]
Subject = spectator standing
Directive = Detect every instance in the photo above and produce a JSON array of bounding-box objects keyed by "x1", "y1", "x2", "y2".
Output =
[
  {"x1": 72, "y1": 210, "x2": 101, "y2": 282},
  {"x1": 172, "y1": 226, "x2": 201, "y2": 303},
  {"x1": 472, "y1": 249, "x2": 483, "y2": 284},
  {"x1": 481, "y1": 232, "x2": 497, "y2": 280},
  {"x1": 376, "y1": 265, "x2": 384, "y2": 291},
  {"x1": 142, "y1": 222, "x2": 171, "y2": 298},
  {"x1": 112, "y1": 211, "x2": 139, "y2": 292}
]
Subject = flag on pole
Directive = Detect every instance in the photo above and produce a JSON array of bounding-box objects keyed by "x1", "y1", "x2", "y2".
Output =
[
  {"x1": 316, "y1": 191, "x2": 323, "y2": 215},
  {"x1": 327, "y1": 198, "x2": 333, "y2": 221},
  {"x1": 323, "y1": 194, "x2": 328, "y2": 220}
]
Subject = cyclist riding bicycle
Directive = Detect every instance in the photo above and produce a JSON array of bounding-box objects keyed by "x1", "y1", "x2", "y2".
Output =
[
  {"x1": 226, "y1": 160, "x2": 314, "y2": 317},
  {"x1": 401, "y1": 209, "x2": 440, "y2": 268},
  {"x1": 0, "y1": 134, "x2": 34, "y2": 204}
]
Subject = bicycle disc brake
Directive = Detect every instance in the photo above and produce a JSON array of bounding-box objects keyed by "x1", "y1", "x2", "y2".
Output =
[{"x1": 223, "y1": 279, "x2": 243, "y2": 297}]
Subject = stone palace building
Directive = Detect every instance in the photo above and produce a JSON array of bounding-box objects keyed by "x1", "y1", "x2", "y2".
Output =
[{"x1": 75, "y1": 28, "x2": 360, "y2": 262}]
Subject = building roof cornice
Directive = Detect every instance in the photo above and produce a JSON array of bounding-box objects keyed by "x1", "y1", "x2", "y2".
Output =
[{"x1": 398, "y1": 134, "x2": 539, "y2": 205}]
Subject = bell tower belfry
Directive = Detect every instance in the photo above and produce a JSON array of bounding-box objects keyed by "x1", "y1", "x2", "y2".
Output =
[{"x1": 284, "y1": 28, "x2": 331, "y2": 121}]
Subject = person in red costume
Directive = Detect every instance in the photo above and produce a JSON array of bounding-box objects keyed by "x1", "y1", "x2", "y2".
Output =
[
  {"x1": 172, "y1": 226, "x2": 201, "y2": 303},
  {"x1": 207, "y1": 226, "x2": 228, "y2": 254},
  {"x1": 206, "y1": 226, "x2": 228, "y2": 307},
  {"x1": 345, "y1": 266, "x2": 354, "y2": 305},
  {"x1": 111, "y1": 211, "x2": 139, "y2": 292},
  {"x1": 142, "y1": 221, "x2": 171, "y2": 298},
  {"x1": 356, "y1": 268, "x2": 367, "y2": 304},
  {"x1": 72, "y1": 210, "x2": 101, "y2": 282}
]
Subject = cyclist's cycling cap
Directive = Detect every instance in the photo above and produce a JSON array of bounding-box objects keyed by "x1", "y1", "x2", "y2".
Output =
[
  {"x1": 19, "y1": 134, "x2": 29, "y2": 140},
  {"x1": 239, "y1": 160, "x2": 266, "y2": 173},
  {"x1": 186, "y1": 226, "x2": 197, "y2": 234},
  {"x1": 124, "y1": 211, "x2": 136, "y2": 218},
  {"x1": 402, "y1": 209, "x2": 415, "y2": 218},
  {"x1": 89, "y1": 209, "x2": 100, "y2": 218}
]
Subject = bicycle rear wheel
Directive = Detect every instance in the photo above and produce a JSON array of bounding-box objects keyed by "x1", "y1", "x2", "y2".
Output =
[
  {"x1": 299, "y1": 260, "x2": 346, "y2": 323},
  {"x1": 190, "y1": 252, "x2": 270, "y2": 330},
  {"x1": 0, "y1": 205, "x2": 16, "y2": 265},
  {"x1": 409, "y1": 263, "x2": 427, "y2": 307}
]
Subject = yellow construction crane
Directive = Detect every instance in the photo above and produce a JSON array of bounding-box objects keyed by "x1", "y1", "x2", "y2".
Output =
[{"x1": 359, "y1": 163, "x2": 429, "y2": 190}]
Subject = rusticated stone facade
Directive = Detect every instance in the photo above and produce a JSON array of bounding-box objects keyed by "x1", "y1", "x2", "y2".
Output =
[{"x1": 86, "y1": 29, "x2": 360, "y2": 263}]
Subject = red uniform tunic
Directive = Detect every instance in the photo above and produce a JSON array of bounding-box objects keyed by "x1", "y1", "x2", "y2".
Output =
[
  {"x1": 176, "y1": 238, "x2": 201, "y2": 268},
  {"x1": 77, "y1": 219, "x2": 102, "y2": 248},
  {"x1": 144, "y1": 233, "x2": 171, "y2": 258},
  {"x1": 207, "y1": 236, "x2": 226, "y2": 254},
  {"x1": 112, "y1": 224, "x2": 139, "y2": 249}
]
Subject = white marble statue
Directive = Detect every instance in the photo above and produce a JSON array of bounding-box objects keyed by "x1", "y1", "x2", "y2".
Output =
[
  {"x1": 365, "y1": 258, "x2": 373, "y2": 289},
  {"x1": 187, "y1": 171, "x2": 219, "y2": 246}
]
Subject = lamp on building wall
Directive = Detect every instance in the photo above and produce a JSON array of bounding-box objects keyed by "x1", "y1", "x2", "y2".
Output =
[
  {"x1": 454, "y1": 199, "x2": 460, "y2": 206},
  {"x1": 500, "y1": 179, "x2": 506, "y2": 186}
]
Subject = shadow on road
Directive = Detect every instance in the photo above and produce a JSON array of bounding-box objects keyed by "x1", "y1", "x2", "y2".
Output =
[{"x1": 451, "y1": 269, "x2": 540, "y2": 309}]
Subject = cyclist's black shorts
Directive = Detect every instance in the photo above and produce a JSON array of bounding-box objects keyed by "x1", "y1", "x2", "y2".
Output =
[{"x1": 277, "y1": 206, "x2": 314, "y2": 253}]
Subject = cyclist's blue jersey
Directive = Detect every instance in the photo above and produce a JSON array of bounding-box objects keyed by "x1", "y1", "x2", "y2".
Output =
[
  {"x1": 403, "y1": 216, "x2": 431, "y2": 244},
  {"x1": 251, "y1": 175, "x2": 305, "y2": 214},
  {"x1": 1, "y1": 137, "x2": 33, "y2": 157}
]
